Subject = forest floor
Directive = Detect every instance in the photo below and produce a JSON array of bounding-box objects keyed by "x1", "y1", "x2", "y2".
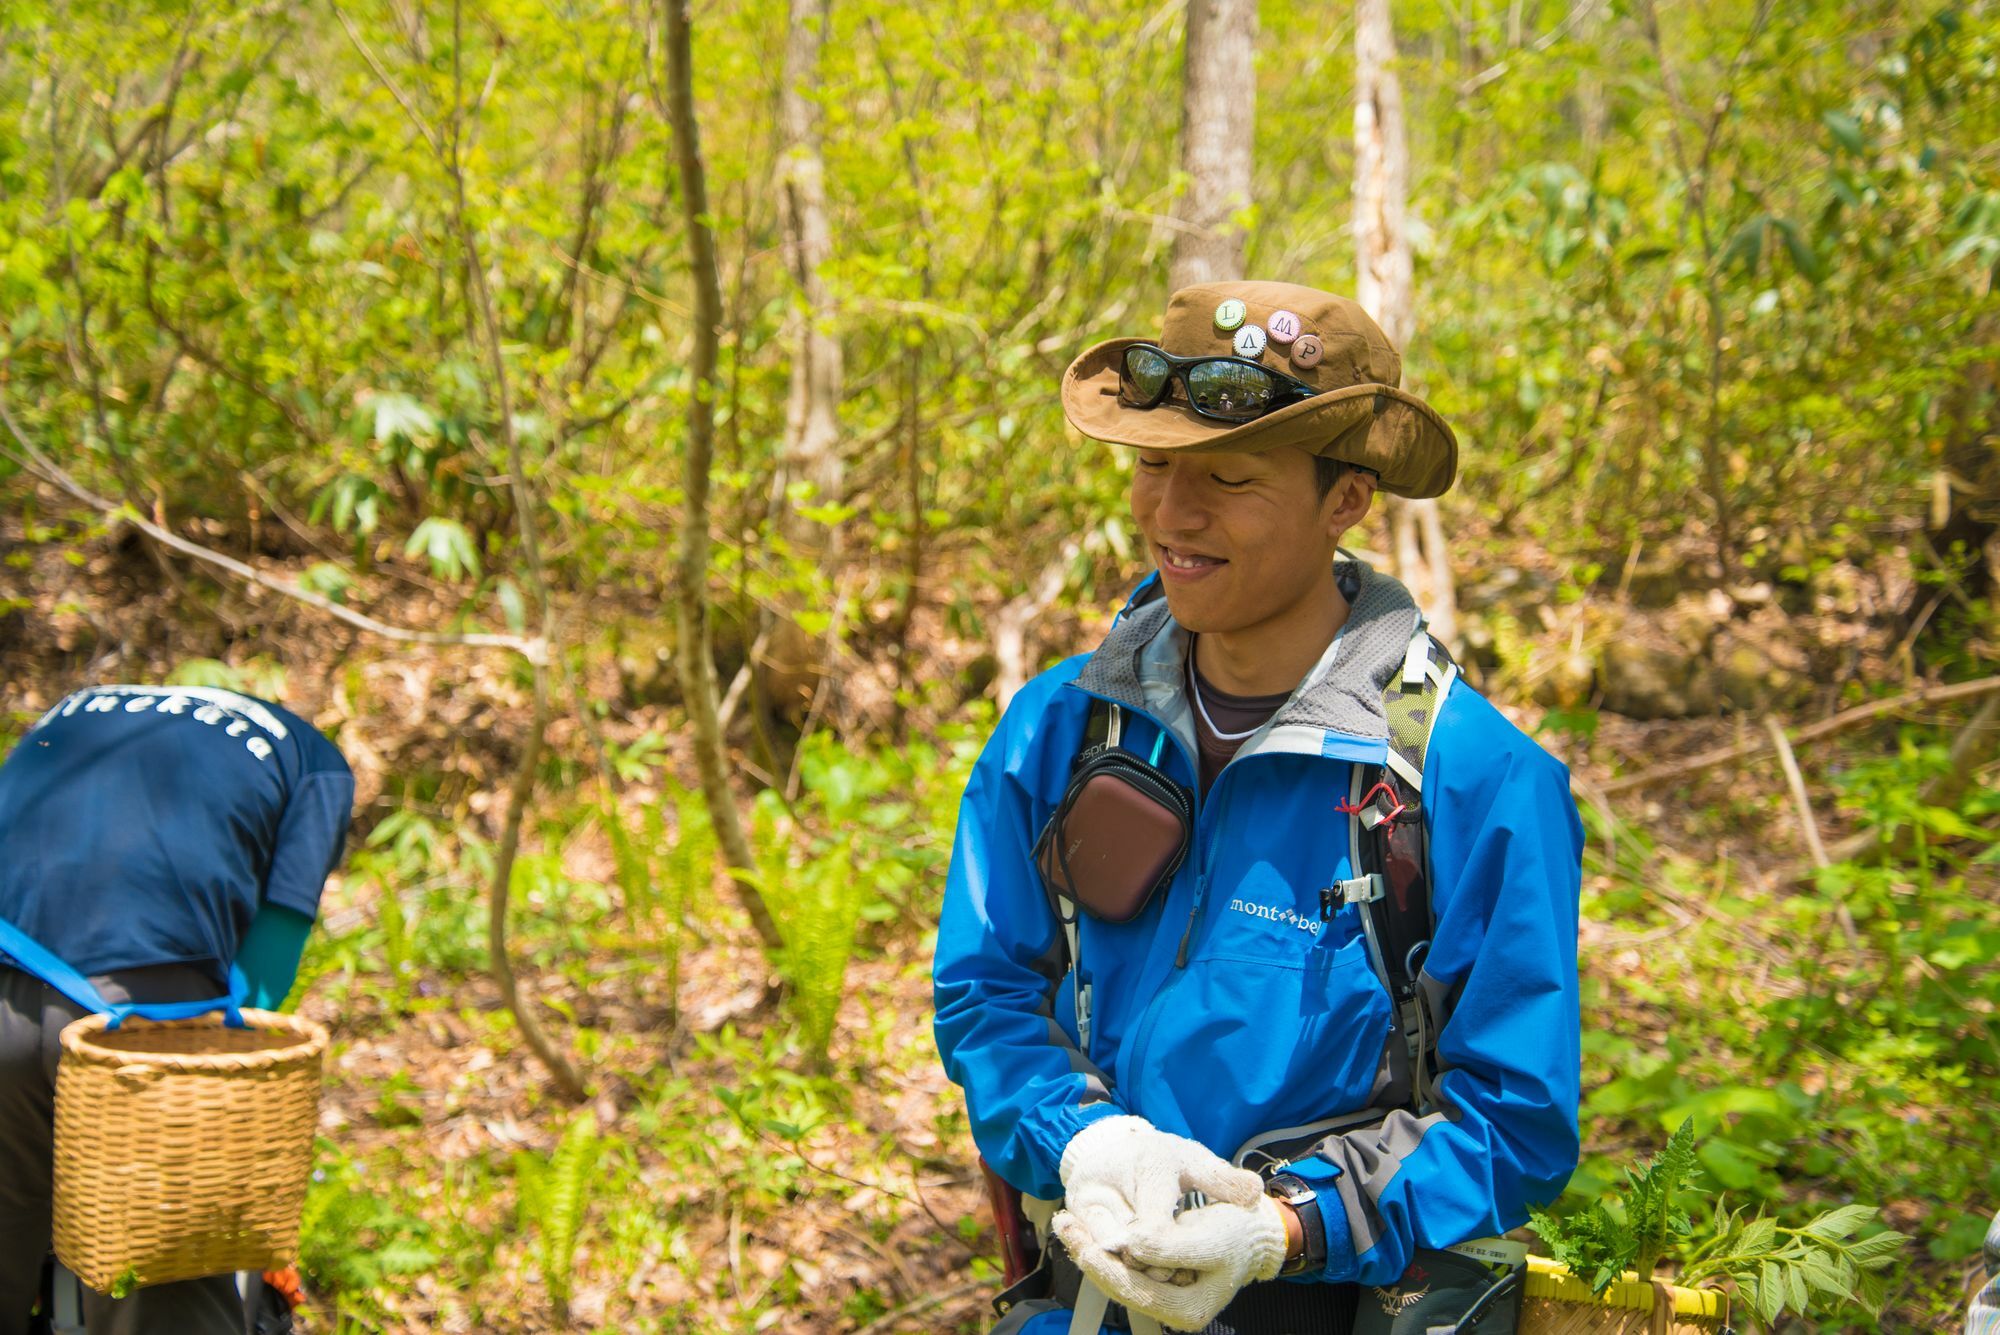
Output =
[{"x1": 1, "y1": 511, "x2": 1993, "y2": 1334}]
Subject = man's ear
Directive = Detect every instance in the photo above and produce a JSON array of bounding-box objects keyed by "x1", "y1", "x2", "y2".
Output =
[{"x1": 1323, "y1": 468, "x2": 1377, "y2": 537}]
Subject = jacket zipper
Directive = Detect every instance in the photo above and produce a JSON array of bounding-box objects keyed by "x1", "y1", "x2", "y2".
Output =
[{"x1": 1174, "y1": 782, "x2": 1232, "y2": 967}]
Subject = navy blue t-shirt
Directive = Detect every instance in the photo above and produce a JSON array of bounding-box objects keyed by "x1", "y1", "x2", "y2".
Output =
[{"x1": 0, "y1": 685, "x2": 354, "y2": 982}]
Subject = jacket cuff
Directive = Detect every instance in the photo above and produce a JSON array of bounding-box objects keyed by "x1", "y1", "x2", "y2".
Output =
[{"x1": 1285, "y1": 1160, "x2": 1360, "y2": 1285}]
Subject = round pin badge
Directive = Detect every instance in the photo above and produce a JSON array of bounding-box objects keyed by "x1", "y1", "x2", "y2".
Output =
[
  {"x1": 1232, "y1": 324, "x2": 1268, "y2": 358},
  {"x1": 1213, "y1": 299, "x2": 1247, "y2": 332},
  {"x1": 1267, "y1": 310, "x2": 1302, "y2": 346},
  {"x1": 1291, "y1": 333, "x2": 1324, "y2": 369}
]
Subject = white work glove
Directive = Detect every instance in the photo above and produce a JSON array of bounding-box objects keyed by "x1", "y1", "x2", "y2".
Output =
[
  {"x1": 1055, "y1": 1116, "x2": 1265, "y2": 1246},
  {"x1": 1052, "y1": 1117, "x2": 1278, "y2": 1330},
  {"x1": 1108, "y1": 1197, "x2": 1291, "y2": 1330}
]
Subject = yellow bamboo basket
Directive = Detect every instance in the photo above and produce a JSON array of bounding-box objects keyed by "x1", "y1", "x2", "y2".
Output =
[
  {"x1": 51, "y1": 1008, "x2": 328, "y2": 1294},
  {"x1": 1521, "y1": 1255, "x2": 1732, "y2": 1334}
]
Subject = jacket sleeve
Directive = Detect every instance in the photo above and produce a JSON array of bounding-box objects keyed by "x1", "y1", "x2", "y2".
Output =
[
  {"x1": 933, "y1": 670, "x2": 1127, "y2": 1200},
  {"x1": 1291, "y1": 687, "x2": 1584, "y2": 1286}
]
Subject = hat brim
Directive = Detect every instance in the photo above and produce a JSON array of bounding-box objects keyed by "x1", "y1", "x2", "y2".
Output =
[{"x1": 1060, "y1": 337, "x2": 1458, "y2": 500}]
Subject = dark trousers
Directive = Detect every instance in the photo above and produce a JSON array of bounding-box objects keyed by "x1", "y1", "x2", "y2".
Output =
[{"x1": 0, "y1": 965, "x2": 244, "y2": 1335}]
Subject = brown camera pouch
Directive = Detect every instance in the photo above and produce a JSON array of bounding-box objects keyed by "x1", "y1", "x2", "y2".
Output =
[{"x1": 1034, "y1": 728, "x2": 1194, "y2": 924}]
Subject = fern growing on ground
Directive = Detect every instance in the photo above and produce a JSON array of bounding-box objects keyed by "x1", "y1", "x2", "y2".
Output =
[
  {"x1": 752, "y1": 788, "x2": 864, "y2": 1063},
  {"x1": 604, "y1": 782, "x2": 710, "y2": 1024},
  {"x1": 515, "y1": 1112, "x2": 603, "y2": 1326}
]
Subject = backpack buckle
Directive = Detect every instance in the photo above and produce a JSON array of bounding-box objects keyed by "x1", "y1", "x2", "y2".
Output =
[{"x1": 1321, "y1": 875, "x2": 1384, "y2": 921}]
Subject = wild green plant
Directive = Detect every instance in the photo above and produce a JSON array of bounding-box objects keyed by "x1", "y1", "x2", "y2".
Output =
[
  {"x1": 1531, "y1": 1120, "x2": 1906, "y2": 1325},
  {"x1": 514, "y1": 1112, "x2": 605, "y2": 1326},
  {"x1": 1682, "y1": 1201, "x2": 1906, "y2": 1327},
  {"x1": 297, "y1": 1145, "x2": 439, "y2": 1320},
  {"x1": 754, "y1": 784, "x2": 864, "y2": 1064},
  {"x1": 605, "y1": 780, "x2": 709, "y2": 1020},
  {"x1": 1531, "y1": 1118, "x2": 1700, "y2": 1292}
]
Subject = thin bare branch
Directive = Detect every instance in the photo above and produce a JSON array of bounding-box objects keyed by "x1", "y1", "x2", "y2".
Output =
[
  {"x1": 331, "y1": 2, "x2": 441, "y2": 156},
  {"x1": 1604, "y1": 676, "x2": 2000, "y2": 795},
  {"x1": 445, "y1": 0, "x2": 588, "y2": 1103},
  {"x1": 0, "y1": 399, "x2": 544, "y2": 661}
]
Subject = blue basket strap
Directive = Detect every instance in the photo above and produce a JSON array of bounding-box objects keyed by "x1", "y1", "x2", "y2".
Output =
[
  {"x1": 106, "y1": 964, "x2": 248, "y2": 1031},
  {"x1": 0, "y1": 914, "x2": 248, "y2": 1030},
  {"x1": 0, "y1": 914, "x2": 110, "y2": 1014}
]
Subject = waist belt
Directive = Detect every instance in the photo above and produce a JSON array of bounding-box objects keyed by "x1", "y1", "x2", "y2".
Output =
[
  {"x1": 1046, "y1": 1238, "x2": 1358, "y2": 1335},
  {"x1": 0, "y1": 915, "x2": 248, "y2": 1029}
]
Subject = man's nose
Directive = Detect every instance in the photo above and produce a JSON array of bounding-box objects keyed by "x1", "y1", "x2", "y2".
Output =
[{"x1": 1152, "y1": 466, "x2": 1209, "y2": 532}]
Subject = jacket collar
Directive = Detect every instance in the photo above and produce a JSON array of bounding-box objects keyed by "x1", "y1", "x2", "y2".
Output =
[{"x1": 1072, "y1": 559, "x2": 1424, "y2": 765}]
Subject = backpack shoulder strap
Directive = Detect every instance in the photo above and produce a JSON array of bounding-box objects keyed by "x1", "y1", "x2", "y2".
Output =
[
  {"x1": 1341, "y1": 623, "x2": 1455, "y2": 1113},
  {"x1": 1382, "y1": 626, "x2": 1457, "y2": 794}
]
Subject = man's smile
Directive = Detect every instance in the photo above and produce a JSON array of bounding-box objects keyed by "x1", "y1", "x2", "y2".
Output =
[{"x1": 1157, "y1": 543, "x2": 1228, "y2": 581}]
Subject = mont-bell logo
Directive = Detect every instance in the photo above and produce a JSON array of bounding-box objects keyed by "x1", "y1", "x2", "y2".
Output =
[{"x1": 1226, "y1": 898, "x2": 1321, "y2": 936}]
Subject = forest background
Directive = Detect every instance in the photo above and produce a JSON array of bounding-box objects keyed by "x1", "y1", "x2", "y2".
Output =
[{"x1": 0, "y1": 0, "x2": 1996, "y2": 1330}]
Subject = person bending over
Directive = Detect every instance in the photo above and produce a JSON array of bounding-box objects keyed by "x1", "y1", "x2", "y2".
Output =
[{"x1": 0, "y1": 684, "x2": 353, "y2": 1335}]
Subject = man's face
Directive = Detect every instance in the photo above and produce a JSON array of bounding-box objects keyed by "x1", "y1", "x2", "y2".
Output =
[{"x1": 1128, "y1": 445, "x2": 1370, "y2": 635}]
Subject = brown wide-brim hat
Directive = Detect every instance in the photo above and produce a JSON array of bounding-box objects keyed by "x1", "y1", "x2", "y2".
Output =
[{"x1": 1061, "y1": 280, "x2": 1457, "y2": 499}]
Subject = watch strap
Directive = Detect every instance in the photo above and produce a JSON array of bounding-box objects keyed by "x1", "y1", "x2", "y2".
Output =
[{"x1": 1266, "y1": 1173, "x2": 1327, "y2": 1277}]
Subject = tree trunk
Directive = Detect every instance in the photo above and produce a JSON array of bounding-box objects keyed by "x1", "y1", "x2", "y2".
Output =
[
  {"x1": 1170, "y1": 0, "x2": 1256, "y2": 291},
  {"x1": 776, "y1": 0, "x2": 843, "y2": 562},
  {"x1": 446, "y1": 0, "x2": 587, "y2": 1103},
  {"x1": 660, "y1": 0, "x2": 784, "y2": 957},
  {"x1": 1354, "y1": 0, "x2": 1457, "y2": 645}
]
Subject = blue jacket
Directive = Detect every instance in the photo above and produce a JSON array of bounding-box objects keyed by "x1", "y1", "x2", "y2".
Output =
[{"x1": 933, "y1": 563, "x2": 1582, "y2": 1295}]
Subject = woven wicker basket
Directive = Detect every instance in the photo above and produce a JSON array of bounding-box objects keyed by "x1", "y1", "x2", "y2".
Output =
[
  {"x1": 1522, "y1": 1255, "x2": 1732, "y2": 1334},
  {"x1": 51, "y1": 1008, "x2": 328, "y2": 1293}
]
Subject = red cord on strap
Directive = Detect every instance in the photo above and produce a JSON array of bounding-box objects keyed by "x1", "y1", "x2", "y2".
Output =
[{"x1": 1336, "y1": 780, "x2": 1407, "y2": 822}]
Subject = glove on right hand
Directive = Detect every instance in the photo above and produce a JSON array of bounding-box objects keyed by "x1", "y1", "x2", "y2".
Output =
[{"x1": 1056, "y1": 1115, "x2": 1266, "y2": 1253}]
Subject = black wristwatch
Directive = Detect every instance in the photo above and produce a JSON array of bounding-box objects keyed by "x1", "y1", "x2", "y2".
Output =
[{"x1": 1264, "y1": 1172, "x2": 1327, "y2": 1277}]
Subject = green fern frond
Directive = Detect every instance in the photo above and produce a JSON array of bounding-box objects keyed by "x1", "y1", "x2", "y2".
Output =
[{"x1": 519, "y1": 1112, "x2": 602, "y2": 1324}]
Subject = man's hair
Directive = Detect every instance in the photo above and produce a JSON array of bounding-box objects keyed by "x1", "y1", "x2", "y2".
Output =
[
  {"x1": 1314, "y1": 455, "x2": 1367, "y2": 499},
  {"x1": 1313, "y1": 456, "x2": 1384, "y2": 505}
]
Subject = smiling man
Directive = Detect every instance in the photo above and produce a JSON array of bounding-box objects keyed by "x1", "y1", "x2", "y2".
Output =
[{"x1": 934, "y1": 282, "x2": 1584, "y2": 1335}]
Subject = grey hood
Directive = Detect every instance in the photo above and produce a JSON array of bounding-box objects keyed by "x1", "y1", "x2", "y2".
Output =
[{"x1": 1071, "y1": 558, "x2": 1426, "y2": 768}]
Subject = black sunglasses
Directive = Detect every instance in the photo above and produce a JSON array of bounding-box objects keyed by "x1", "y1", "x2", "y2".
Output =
[{"x1": 1118, "y1": 344, "x2": 1322, "y2": 424}]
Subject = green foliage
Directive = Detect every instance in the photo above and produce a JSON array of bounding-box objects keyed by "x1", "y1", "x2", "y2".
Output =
[
  {"x1": 1682, "y1": 1201, "x2": 1906, "y2": 1327},
  {"x1": 1573, "y1": 714, "x2": 1991, "y2": 1328},
  {"x1": 299, "y1": 1145, "x2": 439, "y2": 1316},
  {"x1": 1532, "y1": 1123, "x2": 1906, "y2": 1324},
  {"x1": 754, "y1": 785, "x2": 866, "y2": 1064},
  {"x1": 166, "y1": 655, "x2": 288, "y2": 700},
  {"x1": 752, "y1": 731, "x2": 973, "y2": 1061},
  {"x1": 1530, "y1": 1118, "x2": 1699, "y2": 1294},
  {"x1": 604, "y1": 779, "x2": 707, "y2": 1015},
  {"x1": 514, "y1": 1113, "x2": 605, "y2": 1324}
]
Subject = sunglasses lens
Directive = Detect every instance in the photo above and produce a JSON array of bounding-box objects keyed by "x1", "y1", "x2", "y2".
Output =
[
  {"x1": 1121, "y1": 347, "x2": 1173, "y2": 405},
  {"x1": 1187, "y1": 361, "x2": 1278, "y2": 420}
]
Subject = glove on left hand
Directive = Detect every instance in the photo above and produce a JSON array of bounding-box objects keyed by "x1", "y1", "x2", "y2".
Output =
[{"x1": 1056, "y1": 1194, "x2": 1289, "y2": 1333}]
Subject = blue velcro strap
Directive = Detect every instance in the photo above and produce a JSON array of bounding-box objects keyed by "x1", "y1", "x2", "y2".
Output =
[{"x1": 0, "y1": 915, "x2": 248, "y2": 1030}]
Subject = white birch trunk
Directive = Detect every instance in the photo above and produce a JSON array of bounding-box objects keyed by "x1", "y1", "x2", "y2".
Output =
[
  {"x1": 1170, "y1": 0, "x2": 1256, "y2": 291},
  {"x1": 776, "y1": 0, "x2": 843, "y2": 560},
  {"x1": 1354, "y1": 0, "x2": 1457, "y2": 645}
]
